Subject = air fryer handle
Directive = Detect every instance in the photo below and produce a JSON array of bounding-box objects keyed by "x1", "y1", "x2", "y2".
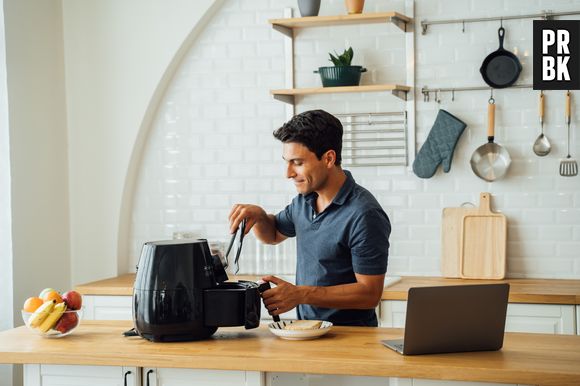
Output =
[{"x1": 258, "y1": 281, "x2": 281, "y2": 322}]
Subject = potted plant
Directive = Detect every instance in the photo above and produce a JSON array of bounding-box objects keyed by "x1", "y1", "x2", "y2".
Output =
[{"x1": 314, "y1": 47, "x2": 367, "y2": 87}]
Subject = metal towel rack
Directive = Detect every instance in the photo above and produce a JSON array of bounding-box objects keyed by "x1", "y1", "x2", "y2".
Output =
[{"x1": 336, "y1": 112, "x2": 408, "y2": 167}]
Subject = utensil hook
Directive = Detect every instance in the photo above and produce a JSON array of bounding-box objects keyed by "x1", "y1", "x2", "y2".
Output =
[{"x1": 489, "y1": 89, "x2": 495, "y2": 104}]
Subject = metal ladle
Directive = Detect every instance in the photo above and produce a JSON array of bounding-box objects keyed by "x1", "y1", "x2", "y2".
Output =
[{"x1": 533, "y1": 91, "x2": 552, "y2": 156}]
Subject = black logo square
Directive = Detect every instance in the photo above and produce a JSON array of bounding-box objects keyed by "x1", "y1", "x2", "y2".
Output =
[{"x1": 533, "y1": 20, "x2": 580, "y2": 90}]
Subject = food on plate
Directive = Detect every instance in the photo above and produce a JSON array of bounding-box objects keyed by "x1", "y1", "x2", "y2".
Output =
[
  {"x1": 62, "y1": 290, "x2": 82, "y2": 310},
  {"x1": 284, "y1": 320, "x2": 323, "y2": 330}
]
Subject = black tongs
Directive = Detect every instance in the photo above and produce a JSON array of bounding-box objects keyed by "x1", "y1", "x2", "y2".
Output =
[{"x1": 225, "y1": 218, "x2": 247, "y2": 274}]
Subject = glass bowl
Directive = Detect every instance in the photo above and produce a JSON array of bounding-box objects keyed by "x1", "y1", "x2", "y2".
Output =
[{"x1": 22, "y1": 307, "x2": 83, "y2": 338}]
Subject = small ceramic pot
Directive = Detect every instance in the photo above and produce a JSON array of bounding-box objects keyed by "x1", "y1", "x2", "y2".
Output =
[
  {"x1": 298, "y1": 0, "x2": 321, "y2": 17},
  {"x1": 345, "y1": 0, "x2": 365, "y2": 14}
]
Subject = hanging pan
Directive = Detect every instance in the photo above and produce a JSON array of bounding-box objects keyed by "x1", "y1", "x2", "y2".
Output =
[
  {"x1": 480, "y1": 27, "x2": 522, "y2": 88},
  {"x1": 470, "y1": 98, "x2": 511, "y2": 182}
]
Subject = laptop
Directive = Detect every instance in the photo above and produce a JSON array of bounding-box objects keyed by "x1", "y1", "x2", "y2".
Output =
[{"x1": 382, "y1": 283, "x2": 510, "y2": 355}]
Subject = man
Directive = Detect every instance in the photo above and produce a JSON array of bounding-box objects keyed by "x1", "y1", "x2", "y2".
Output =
[{"x1": 229, "y1": 110, "x2": 390, "y2": 327}]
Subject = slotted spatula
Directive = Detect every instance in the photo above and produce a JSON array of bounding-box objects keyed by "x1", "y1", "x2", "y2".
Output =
[{"x1": 560, "y1": 91, "x2": 578, "y2": 177}]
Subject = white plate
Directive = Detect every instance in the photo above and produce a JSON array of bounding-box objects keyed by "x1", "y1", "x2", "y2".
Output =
[{"x1": 268, "y1": 320, "x2": 333, "y2": 340}]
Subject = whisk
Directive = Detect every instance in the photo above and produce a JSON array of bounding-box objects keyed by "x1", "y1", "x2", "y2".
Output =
[{"x1": 560, "y1": 91, "x2": 578, "y2": 177}]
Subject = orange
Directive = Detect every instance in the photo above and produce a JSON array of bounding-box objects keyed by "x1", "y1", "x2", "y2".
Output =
[
  {"x1": 23, "y1": 297, "x2": 44, "y2": 312},
  {"x1": 41, "y1": 290, "x2": 63, "y2": 304}
]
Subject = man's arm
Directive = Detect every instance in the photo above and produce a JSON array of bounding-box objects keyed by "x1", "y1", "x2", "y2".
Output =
[
  {"x1": 229, "y1": 204, "x2": 287, "y2": 245},
  {"x1": 261, "y1": 273, "x2": 385, "y2": 314}
]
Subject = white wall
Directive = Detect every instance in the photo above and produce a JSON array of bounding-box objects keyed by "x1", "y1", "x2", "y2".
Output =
[
  {"x1": 3, "y1": 1, "x2": 69, "y2": 385},
  {"x1": 0, "y1": 0, "x2": 14, "y2": 383},
  {"x1": 129, "y1": 0, "x2": 580, "y2": 279},
  {"x1": 61, "y1": 0, "x2": 217, "y2": 285},
  {"x1": 4, "y1": 0, "x2": 70, "y2": 319}
]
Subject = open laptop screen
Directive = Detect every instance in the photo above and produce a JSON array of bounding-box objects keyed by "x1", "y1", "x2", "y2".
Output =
[{"x1": 384, "y1": 283, "x2": 510, "y2": 355}]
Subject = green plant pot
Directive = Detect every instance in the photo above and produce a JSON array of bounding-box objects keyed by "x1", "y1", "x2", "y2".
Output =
[{"x1": 314, "y1": 66, "x2": 367, "y2": 87}]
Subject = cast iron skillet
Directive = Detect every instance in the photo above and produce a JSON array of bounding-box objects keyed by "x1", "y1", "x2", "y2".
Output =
[{"x1": 480, "y1": 27, "x2": 522, "y2": 88}]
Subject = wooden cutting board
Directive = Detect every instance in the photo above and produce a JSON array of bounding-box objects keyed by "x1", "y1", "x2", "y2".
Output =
[
  {"x1": 459, "y1": 193, "x2": 507, "y2": 280},
  {"x1": 441, "y1": 204, "x2": 479, "y2": 278}
]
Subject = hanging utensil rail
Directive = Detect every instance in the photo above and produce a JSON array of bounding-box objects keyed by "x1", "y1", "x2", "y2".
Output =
[
  {"x1": 421, "y1": 84, "x2": 533, "y2": 102},
  {"x1": 420, "y1": 9, "x2": 580, "y2": 34}
]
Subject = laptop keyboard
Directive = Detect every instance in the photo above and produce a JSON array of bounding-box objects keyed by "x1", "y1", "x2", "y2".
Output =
[{"x1": 393, "y1": 343, "x2": 404, "y2": 351}]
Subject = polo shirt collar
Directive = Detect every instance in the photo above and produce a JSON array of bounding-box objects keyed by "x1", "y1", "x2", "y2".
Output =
[
  {"x1": 303, "y1": 169, "x2": 355, "y2": 207},
  {"x1": 332, "y1": 170, "x2": 355, "y2": 206}
]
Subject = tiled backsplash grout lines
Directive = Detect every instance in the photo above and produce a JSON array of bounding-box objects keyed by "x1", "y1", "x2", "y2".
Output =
[{"x1": 130, "y1": 0, "x2": 580, "y2": 278}]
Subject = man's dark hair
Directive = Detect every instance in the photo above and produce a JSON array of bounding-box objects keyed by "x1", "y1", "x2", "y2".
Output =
[{"x1": 273, "y1": 109, "x2": 343, "y2": 165}]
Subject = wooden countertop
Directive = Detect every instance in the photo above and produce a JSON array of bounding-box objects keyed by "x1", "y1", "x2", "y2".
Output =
[
  {"x1": 76, "y1": 274, "x2": 580, "y2": 305},
  {"x1": 381, "y1": 276, "x2": 580, "y2": 304},
  {"x1": 0, "y1": 321, "x2": 579, "y2": 385}
]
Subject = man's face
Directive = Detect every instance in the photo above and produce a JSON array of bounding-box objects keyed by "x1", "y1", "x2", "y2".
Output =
[{"x1": 282, "y1": 142, "x2": 333, "y2": 195}]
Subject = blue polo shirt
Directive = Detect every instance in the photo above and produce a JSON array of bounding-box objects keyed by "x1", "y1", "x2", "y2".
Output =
[{"x1": 274, "y1": 170, "x2": 390, "y2": 326}]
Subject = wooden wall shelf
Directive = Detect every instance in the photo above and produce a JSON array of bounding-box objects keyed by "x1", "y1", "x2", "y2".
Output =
[
  {"x1": 269, "y1": 12, "x2": 413, "y2": 35},
  {"x1": 266, "y1": 4, "x2": 416, "y2": 166},
  {"x1": 271, "y1": 84, "x2": 411, "y2": 104}
]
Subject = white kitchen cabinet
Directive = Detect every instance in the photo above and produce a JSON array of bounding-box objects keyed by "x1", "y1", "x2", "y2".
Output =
[
  {"x1": 24, "y1": 364, "x2": 139, "y2": 386},
  {"x1": 409, "y1": 380, "x2": 533, "y2": 386},
  {"x1": 142, "y1": 368, "x2": 263, "y2": 386},
  {"x1": 577, "y1": 305, "x2": 580, "y2": 335},
  {"x1": 23, "y1": 366, "x2": 536, "y2": 386},
  {"x1": 379, "y1": 300, "x2": 408, "y2": 328},
  {"x1": 265, "y1": 373, "x2": 533, "y2": 386},
  {"x1": 379, "y1": 300, "x2": 576, "y2": 335},
  {"x1": 83, "y1": 295, "x2": 133, "y2": 321},
  {"x1": 504, "y1": 303, "x2": 576, "y2": 334}
]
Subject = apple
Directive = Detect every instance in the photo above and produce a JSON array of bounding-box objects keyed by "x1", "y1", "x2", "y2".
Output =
[
  {"x1": 54, "y1": 312, "x2": 79, "y2": 334},
  {"x1": 62, "y1": 291, "x2": 82, "y2": 310},
  {"x1": 39, "y1": 288, "x2": 56, "y2": 298}
]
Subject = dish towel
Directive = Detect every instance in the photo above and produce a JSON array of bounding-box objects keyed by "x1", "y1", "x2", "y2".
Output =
[{"x1": 412, "y1": 109, "x2": 467, "y2": 179}]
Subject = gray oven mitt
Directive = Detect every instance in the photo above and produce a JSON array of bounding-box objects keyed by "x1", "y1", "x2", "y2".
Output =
[{"x1": 412, "y1": 109, "x2": 467, "y2": 179}]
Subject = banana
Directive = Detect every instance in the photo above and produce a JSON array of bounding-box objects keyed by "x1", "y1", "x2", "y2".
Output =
[
  {"x1": 28, "y1": 300, "x2": 56, "y2": 328},
  {"x1": 38, "y1": 302, "x2": 67, "y2": 333}
]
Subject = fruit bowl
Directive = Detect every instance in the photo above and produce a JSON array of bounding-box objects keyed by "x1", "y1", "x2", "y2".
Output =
[{"x1": 22, "y1": 308, "x2": 83, "y2": 338}]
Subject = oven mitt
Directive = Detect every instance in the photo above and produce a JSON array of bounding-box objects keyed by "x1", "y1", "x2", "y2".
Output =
[{"x1": 412, "y1": 109, "x2": 467, "y2": 179}]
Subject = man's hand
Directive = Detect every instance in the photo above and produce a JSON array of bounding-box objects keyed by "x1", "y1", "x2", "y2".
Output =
[
  {"x1": 229, "y1": 204, "x2": 268, "y2": 235},
  {"x1": 228, "y1": 204, "x2": 288, "y2": 245},
  {"x1": 260, "y1": 275, "x2": 303, "y2": 315},
  {"x1": 261, "y1": 273, "x2": 385, "y2": 312}
]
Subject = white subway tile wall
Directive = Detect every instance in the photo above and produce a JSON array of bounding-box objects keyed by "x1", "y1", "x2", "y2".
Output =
[{"x1": 130, "y1": 0, "x2": 580, "y2": 278}]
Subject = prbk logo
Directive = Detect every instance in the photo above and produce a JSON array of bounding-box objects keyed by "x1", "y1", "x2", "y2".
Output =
[{"x1": 534, "y1": 20, "x2": 580, "y2": 90}]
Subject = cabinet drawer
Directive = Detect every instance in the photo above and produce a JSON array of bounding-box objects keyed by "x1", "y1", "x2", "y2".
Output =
[
  {"x1": 24, "y1": 364, "x2": 139, "y2": 386},
  {"x1": 505, "y1": 303, "x2": 575, "y2": 335},
  {"x1": 380, "y1": 300, "x2": 577, "y2": 335},
  {"x1": 143, "y1": 368, "x2": 260, "y2": 386},
  {"x1": 83, "y1": 295, "x2": 133, "y2": 321},
  {"x1": 266, "y1": 373, "x2": 532, "y2": 386}
]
